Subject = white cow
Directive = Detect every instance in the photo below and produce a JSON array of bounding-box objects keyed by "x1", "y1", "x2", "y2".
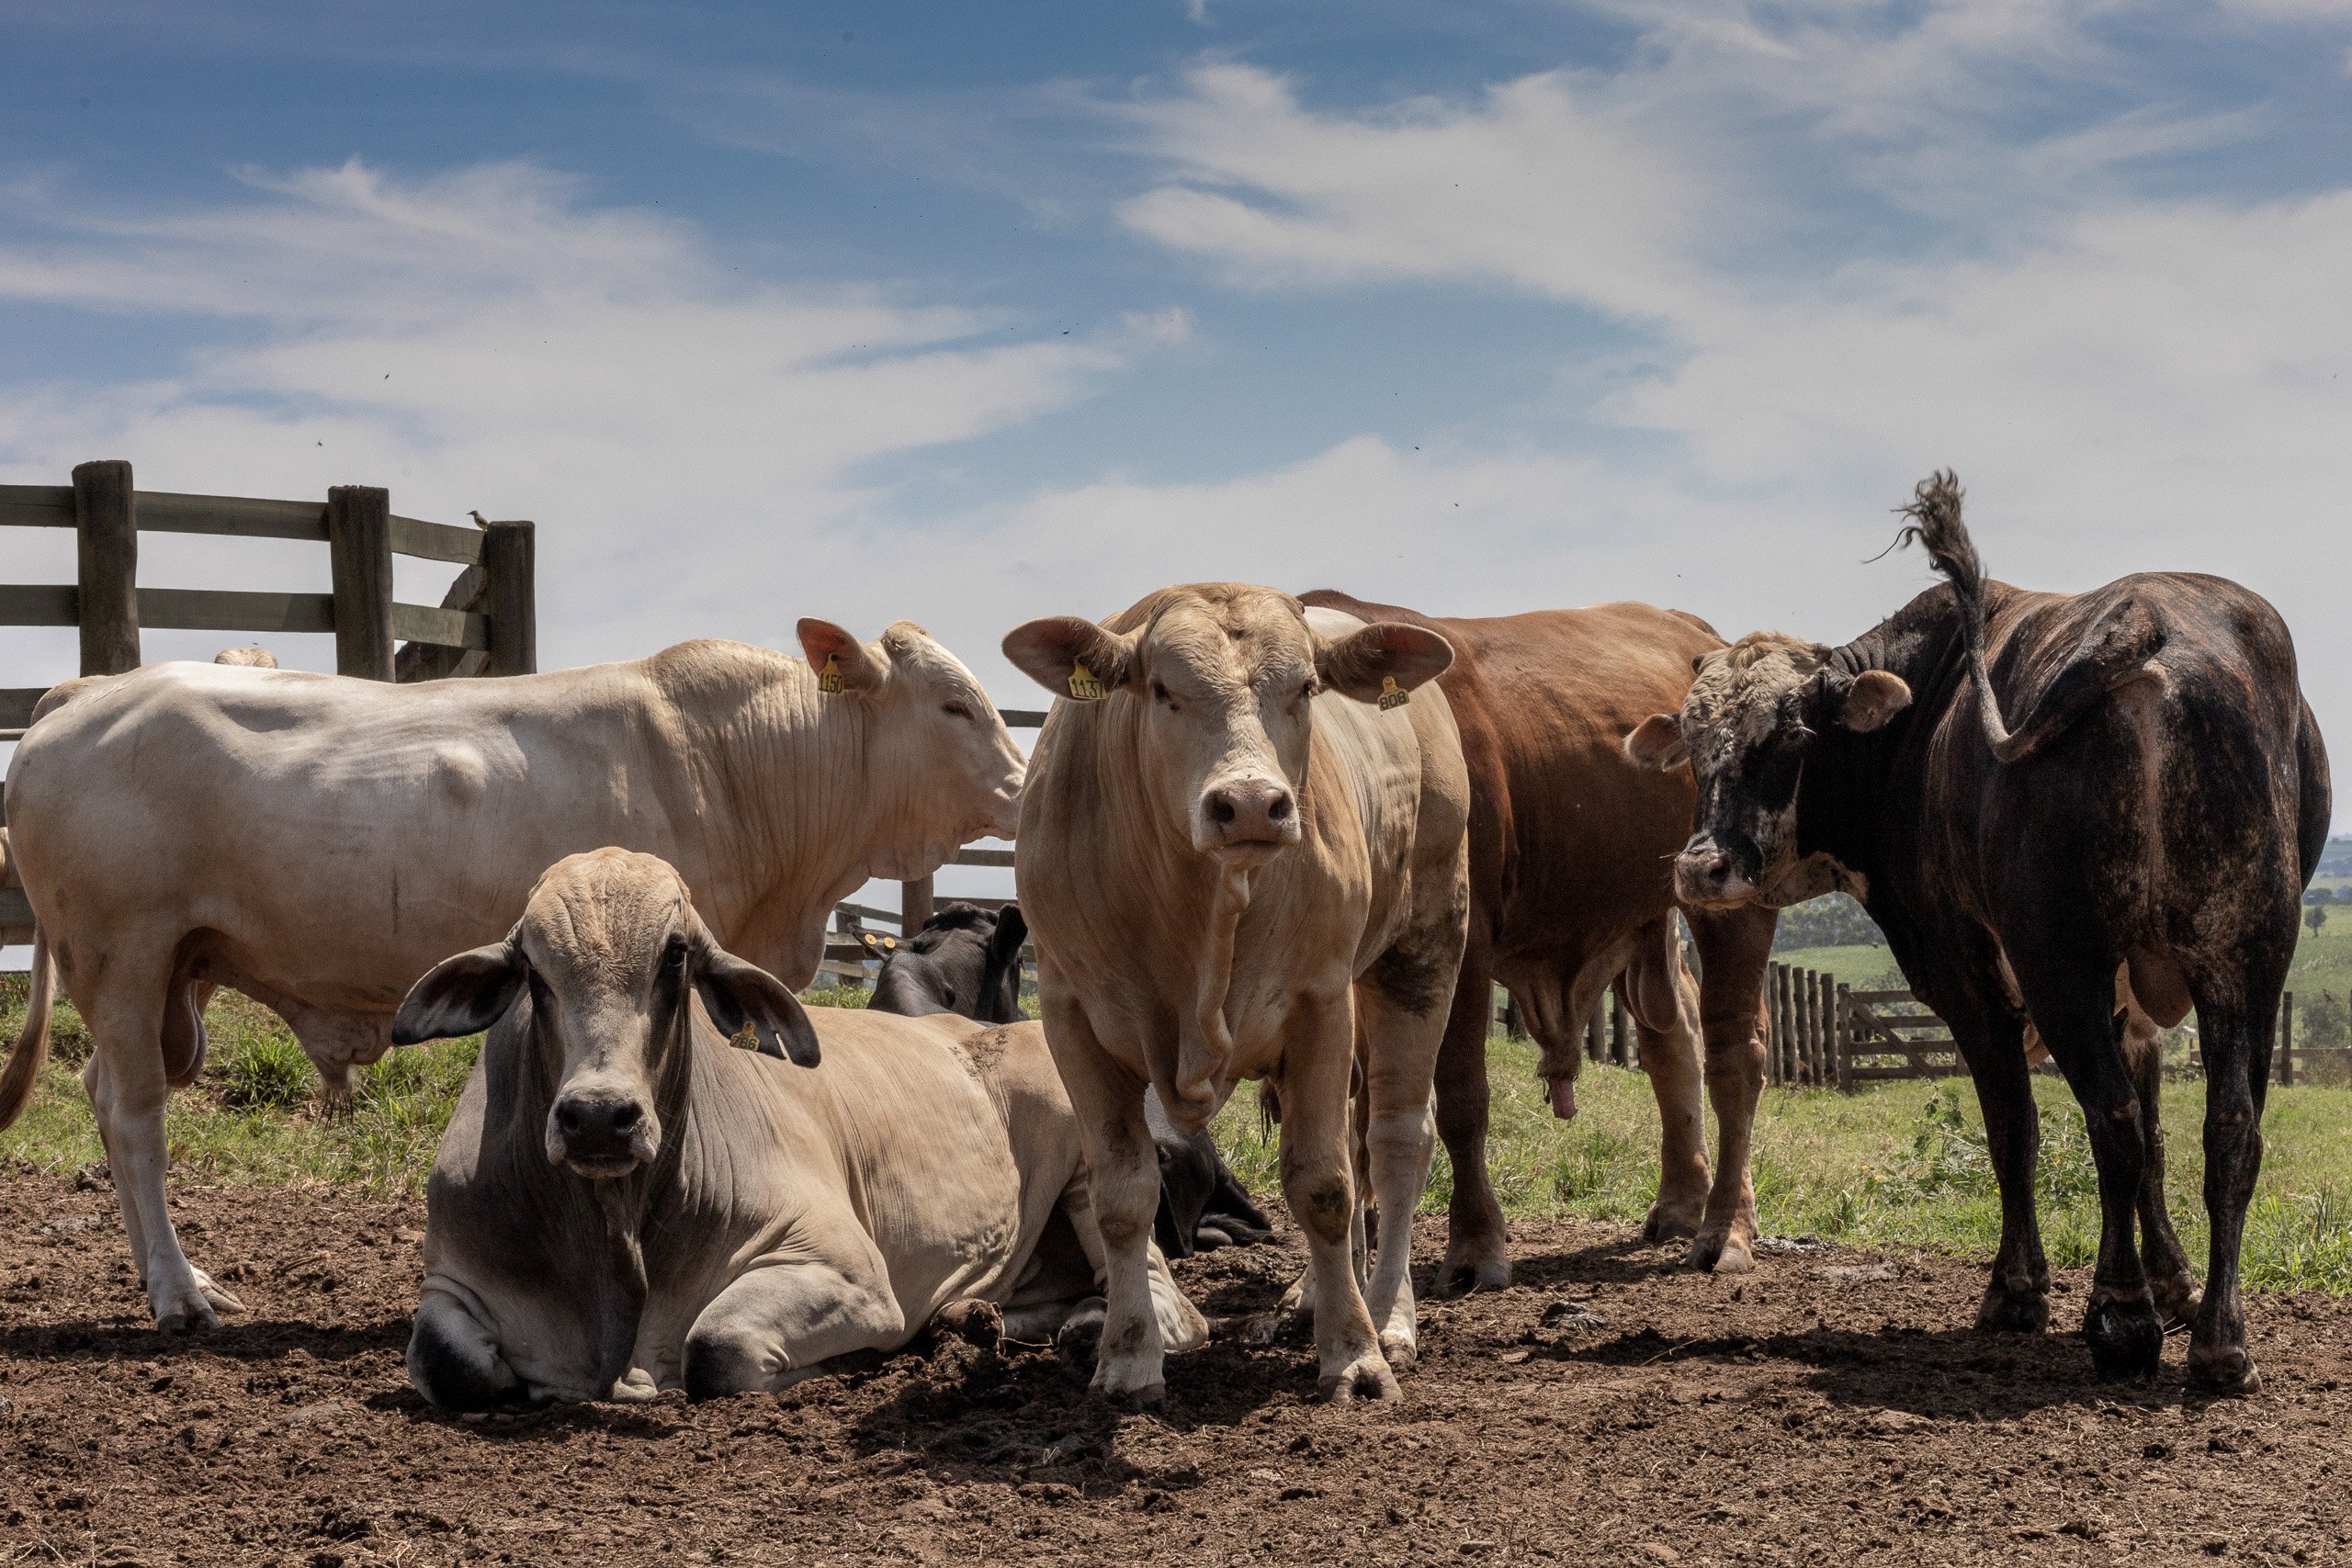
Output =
[
  {"x1": 0, "y1": 621, "x2": 1023, "y2": 1331},
  {"x1": 397, "y1": 848, "x2": 1204, "y2": 1407}
]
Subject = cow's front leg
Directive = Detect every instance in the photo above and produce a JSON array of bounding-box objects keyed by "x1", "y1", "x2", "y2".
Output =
[
  {"x1": 1357, "y1": 967, "x2": 1452, "y2": 1367},
  {"x1": 1038, "y1": 989, "x2": 1169, "y2": 1404},
  {"x1": 408, "y1": 1282, "x2": 525, "y2": 1411},
  {"x1": 1278, "y1": 987, "x2": 1395, "y2": 1403},
  {"x1": 682, "y1": 1240, "x2": 905, "y2": 1399}
]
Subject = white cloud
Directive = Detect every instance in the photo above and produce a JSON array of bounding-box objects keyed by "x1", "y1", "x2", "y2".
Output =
[{"x1": 0, "y1": 160, "x2": 1183, "y2": 679}]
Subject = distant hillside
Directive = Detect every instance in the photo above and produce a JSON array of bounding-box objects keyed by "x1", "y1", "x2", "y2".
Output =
[
  {"x1": 1771, "y1": 893, "x2": 1883, "y2": 953},
  {"x1": 2320, "y1": 836, "x2": 2352, "y2": 880}
]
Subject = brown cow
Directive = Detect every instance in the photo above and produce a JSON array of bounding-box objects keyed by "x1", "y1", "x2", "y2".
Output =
[{"x1": 1304, "y1": 593, "x2": 1778, "y2": 1284}]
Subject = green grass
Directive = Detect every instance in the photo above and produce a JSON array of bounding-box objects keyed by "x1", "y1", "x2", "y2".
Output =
[{"x1": 8, "y1": 976, "x2": 2352, "y2": 1292}]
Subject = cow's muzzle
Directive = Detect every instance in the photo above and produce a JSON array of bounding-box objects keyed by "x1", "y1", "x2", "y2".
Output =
[
  {"x1": 548, "y1": 1092, "x2": 655, "y2": 1177},
  {"x1": 1194, "y1": 777, "x2": 1299, "y2": 852},
  {"x1": 1672, "y1": 840, "x2": 1758, "y2": 908}
]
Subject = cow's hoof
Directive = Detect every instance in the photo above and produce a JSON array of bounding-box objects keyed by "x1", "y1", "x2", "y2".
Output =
[
  {"x1": 1317, "y1": 1352, "x2": 1399, "y2": 1404},
  {"x1": 2083, "y1": 1292, "x2": 2165, "y2": 1382},
  {"x1": 191, "y1": 1268, "x2": 248, "y2": 1317},
  {"x1": 1437, "y1": 1244, "x2": 1511, "y2": 1296},
  {"x1": 933, "y1": 1300, "x2": 1003, "y2": 1348},
  {"x1": 1641, "y1": 1202, "x2": 1702, "y2": 1245},
  {"x1": 153, "y1": 1296, "x2": 222, "y2": 1335},
  {"x1": 1378, "y1": 1330, "x2": 1418, "y2": 1370},
  {"x1": 2149, "y1": 1271, "x2": 2203, "y2": 1329},
  {"x1": 1685, "y1": 1230, "x2": 1755, "y2": 1275},
  {"x1": 1056, "y1": 1301, "x2": 1106, "y2": 1367},
  {"x1": 2187, "y1": 1343, "x2": 2261, "y2": 1398},
  {"x1": 1973, "y1": 1283, "x2": 2050, "y2": 1334},
  {"x1": 1094, "y1": 1377, "x2": 1166, "y2": 1411}
]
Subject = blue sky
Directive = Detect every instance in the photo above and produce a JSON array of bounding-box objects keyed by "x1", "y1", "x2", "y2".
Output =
[{"x1": 5, "y1": 0, "x2": 2351, "y2": 868}]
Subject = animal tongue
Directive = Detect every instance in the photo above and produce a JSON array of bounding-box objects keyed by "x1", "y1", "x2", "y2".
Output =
[{"x1": 1549, "y1": 1077, "x2": 1578, "y2": 1121}]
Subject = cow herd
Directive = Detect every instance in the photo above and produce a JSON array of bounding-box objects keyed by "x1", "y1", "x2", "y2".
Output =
[{"x1": 0, "y1": 472, "x2": 2329, "y2": 1413}]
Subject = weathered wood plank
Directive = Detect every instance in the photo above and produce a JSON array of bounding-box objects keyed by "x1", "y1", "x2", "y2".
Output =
[
  {"x1": 951, "y1": 847, "x2": 1018, "y2": 868},
  {"x1": 0, "y1": 887, "x2": 33, "y2": 929},
  {"x1": 390, "y1": 514, "x2": 485, "y2": 565},
  {"x1": 327, "y1": 487, "x2": 395, "y2": 681},
  {"x1": 136, "y1": 491, "x2": 328, "y2": 542},
  {"x1": 2, "y1": 688, "x2": 49, "y2": 728},
  {"x1": 1000, "y1": 708, "x2": 1047, "y2": 728},
  {"x1": 481, "y1": 520, "x2": 535, "y2": 675},
  {"x1": 389, "y1": 601, "x2": 490, "y2": 651},
  {"x1": 0, "y1": 585, "x2": 79, "y2": 626},
  {"x1": 0, "y1": 485, "x2": 73, "y2": 526},
  {"x1": 900, "y1": 874, "x2": 935, "y2": 933},
  {"x1": 74, "y1": 461, "x2": 141, "y2": 676},
  {"x1": 138, "y1": 587, "x2": 336, "y2": 634}
]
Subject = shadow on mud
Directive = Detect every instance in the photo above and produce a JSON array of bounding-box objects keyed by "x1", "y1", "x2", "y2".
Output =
[{"x1": 0, "y1": 1315, "x2": 408, "y2": 1366}]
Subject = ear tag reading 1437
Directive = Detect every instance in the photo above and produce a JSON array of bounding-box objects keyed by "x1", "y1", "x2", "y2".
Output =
[
  {"x1": 817, "y1": 653, "x2": 842, "y2": 694},
  {"x1": 1067, "y1": 660, "x2": 1108, "y2": 702},
  {"x1": 1378, "y1": 675, "x2": 1409, "y2": 713}
]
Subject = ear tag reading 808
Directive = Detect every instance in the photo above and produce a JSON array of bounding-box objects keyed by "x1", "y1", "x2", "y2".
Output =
[
  {"x1": 1377, "y1": 675, "x2": 1409, "y2": 713},
  {"x1": 1067, "y1": 660, "x2": 1108, "y2": 702},
  {"x1": 817, "y1": 653, "x2": 843, "y2": 694}
]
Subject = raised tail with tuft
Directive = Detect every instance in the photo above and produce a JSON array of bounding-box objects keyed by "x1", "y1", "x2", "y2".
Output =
[{"x1": 1894, "y1": 469, "x2": 2023, "y2": 761}]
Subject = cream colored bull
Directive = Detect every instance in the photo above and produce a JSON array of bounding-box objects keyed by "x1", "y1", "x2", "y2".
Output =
[
  {"x1": 396, "y1": 849, "x2": 1204, "y2": 1406},
  {"x1": 0, "y1": 622, "x2": 1023, "y2": 1333},
  {"x1": 1005, "y1": 586, "x2": 1470, "y2": 1404}
]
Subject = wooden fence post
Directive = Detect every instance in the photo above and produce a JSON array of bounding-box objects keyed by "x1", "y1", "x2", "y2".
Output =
[
  {"x1": 1796, "y1": 969, "x2": 1816, "y2": 1085},
  {"x1": 1772, "y1": 964, "x2": 1790, "y2": 1083},
  {"x1": 1834, "y1": 982, "x2": 1853, "y2": 1093},
  {"x1": 2279, "y1": 992, "x2": 2295, "y2": 1088},
  {"x1": 327, "y1": 486, "x2": 395, "y2": 680},
  {"x1": 481, "y1": 519, "x2": 537, "y2": 676},
  {"x1": 900, "y1": 874, "x2": 934, "y2": 937},
  {"x1": 72, "y1": 459, "x2": 140, "y2": 676},
  {"x1": 1764, "y1": 968, "x2": 1780, "y2": 1088}
]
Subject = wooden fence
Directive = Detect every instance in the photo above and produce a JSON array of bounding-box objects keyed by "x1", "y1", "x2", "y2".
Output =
[{"x1": 2, "y1": 459, "x2": 536, "y2": 942}]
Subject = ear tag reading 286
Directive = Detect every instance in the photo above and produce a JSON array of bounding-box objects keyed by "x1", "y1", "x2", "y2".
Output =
[
  {"x1": 817, "y1": 653, "x2": 843, "y2": 694},
  {"x1": 1067, "y1": 660, "x2": 1108, "y2": 702},
  {"x1": 1377, "y1": 675, "x2": 1409, "y2": 713}
]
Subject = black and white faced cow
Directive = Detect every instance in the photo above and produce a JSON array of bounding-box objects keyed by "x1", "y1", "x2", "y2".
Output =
[
  {"x1": 1626, "y1": 474, "x2": 2329, "y2": 1393},
  {"x1": 395, "y1": 849, "x2": 1204, "y2": 1408},
  {"x1": 869, "y1": 901, "x2": 1272, "y2": 1257}
]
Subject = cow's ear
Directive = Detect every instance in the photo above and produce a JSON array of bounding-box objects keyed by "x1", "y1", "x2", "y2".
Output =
[
  {"x1": 1002, "y1": 617, "x2": 1136, "y2": 702},
  {"x1": 1623, "y1": 713, "x2": 1689, "y2": 772},
  {"x1": 394, "y1": 942, "x2": 526, "y2": 1045},
  {"x1": 1315, "y1": 621, "x2": 1453, "y2": 705},
  {"x1": 1838, "y1": 669, "x2": 1912, "y2": 732},
  {"x1": 988, "y1": 902, "x2": 1027, "y2": 965},
  {"x1": 696, "y1": 948, "x2": 820, "y2": 1067},
  {"x1": 797, "y1": 618, "x2": 889, "y2": 696}
]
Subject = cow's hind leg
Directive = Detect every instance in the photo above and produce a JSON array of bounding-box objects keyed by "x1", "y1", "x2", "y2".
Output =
[
  {"x1": 2015, "y1": 967, "x2": 2162, "y2": 1381},
  {"x1": 78, "y1": 956, "x2": 244, "y2": 1331},
  {"x1": 2124, "y1": 1018, "x2": 2200, "y2": 1327},
  {"x1": 2185, "y1": 988, "x2": 2275, "y2": 1396},
  {"x1": 408, "y1": 1286, "x2": 524, "y2": 1411}
]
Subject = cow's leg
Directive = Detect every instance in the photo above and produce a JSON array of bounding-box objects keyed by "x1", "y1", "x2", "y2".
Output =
[
  {"x1": 1682, "y1": 905, "x2": 1773, "y2": 1274},
  {"x1": 1037, "y1": 988, "x2": 1169, "y2": 1404},
  {"x1": 77, "y1": 966, "x2": 243, "y2": 1331},
  {"x1": 1355, "y1": 990, "x2": 1445, "y2": 1365},
  {"x1": 1432, "y1": 923, "x2": 1510, "y2": 1293},
  {"x1": 1616, "y1": 931, "x2": 1710, "y2": 1247},
  {"x1": 2124, "y1": 1017, "x2": 2199, "y2": 1327},
  {"x1": 681, "y1": 1259, "x2": 907, "y2": 1398},
  {"x1": 1277, "y1": 987, "x2": 1395, "y2": 1403},
  {"x1": 2015, "y1": 968, "x2": 2162, "y2": 1381},
  {"x1": 2185, "y1": 989, "x2": 2273, "y2": 1396},
  {"x1": 1050, "y1": 1162, "x2": 1210, "y2": 1359},
  {"x1": 408, "y1": 1285, "x2": 524, "y2": 1411},
  {"x1": 1945, "y1": 991, "x2": 2048, "y2": 1333}
]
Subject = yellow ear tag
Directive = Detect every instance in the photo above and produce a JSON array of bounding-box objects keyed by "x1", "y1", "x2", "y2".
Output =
[
  {"x1": 817, "y1": 652, "x2": 843, "y2": 694},
  {"x1": 1377, "y1": 675, "x2": 1409, "y2": 712},
  {"x1": 1067, "y1": 660, "x2": 1108, "y2": 702}
]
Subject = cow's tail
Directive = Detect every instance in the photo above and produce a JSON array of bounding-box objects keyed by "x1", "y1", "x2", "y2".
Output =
[
  {"x1": 1897, "y1": 470, "x2": 2164, "y2": 766},
  {"x1": 0, "y1": 923, "x2": 54, "y2": 1134}
]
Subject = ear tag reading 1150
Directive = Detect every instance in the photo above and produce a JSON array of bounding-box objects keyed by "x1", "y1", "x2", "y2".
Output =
[
  {"x1": 1378, "y1": 675, "x2": 1409, "y2": 713},
  {"x1": 1067, "y1": 660, "x2": 1107, "y2": 702},
  {"x1": 817, "y1": 653, "x2": 843, "y2": 694}
]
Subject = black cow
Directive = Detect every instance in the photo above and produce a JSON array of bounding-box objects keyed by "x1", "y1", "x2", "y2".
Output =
[
  {"x1": 865, "y1": 901, "x2": 1270, "y2": 1258},
  {"x1": 1625, "y1": 473, "x2": 2328, "y2": 1393}
]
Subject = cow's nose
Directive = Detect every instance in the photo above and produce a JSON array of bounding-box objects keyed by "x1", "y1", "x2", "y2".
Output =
[
  {"x1": 1203, "y1": 780, "x2": 1296, "y2": 846},
  {"x1": 554, "y1": 1096, "x2": 644, "y2": 1159},
  {"x1": 1673, "y1": 847, "x2": 1736, "y2": 903}
]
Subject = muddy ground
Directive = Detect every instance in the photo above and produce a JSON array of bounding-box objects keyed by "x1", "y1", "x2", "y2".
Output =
[{"x1": 1, "y1": 1174, "x2": 2346, "y2": 1566}]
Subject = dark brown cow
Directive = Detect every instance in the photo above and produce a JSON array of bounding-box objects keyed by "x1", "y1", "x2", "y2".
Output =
[
  {"x1": 1303, "y1": 592, "x2": 1778, "y2": 1285},
  {"x1": 1625, "y1": 474, "x2": 2328, "y2": 1393}
]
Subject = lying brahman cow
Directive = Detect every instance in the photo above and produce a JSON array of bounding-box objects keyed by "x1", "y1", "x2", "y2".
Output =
[
  {"x1": 869, "y1": 900, "x2": 1272, "y2": 1256},
  {"x1": 1626, "y1": 473, "x2": 2328, "y2": 1393},
  {"x1": 0, "y1": 620, "x2": 1023, "y2": 1332},
  {"x1": 395, "y1": 849, "x2": 1204, "y2": 1407},
  {"x1": 1305, "y1": 592, "x2": 1778, "y2": 1286},
  {"x1": 1006, "y1": 585, "x2": 1469, "y2": 1403}
]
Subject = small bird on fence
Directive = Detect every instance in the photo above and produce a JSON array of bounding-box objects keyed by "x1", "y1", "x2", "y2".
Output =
[{"x1": 468, "y1": 510, "x2": 491, "y2": 529}]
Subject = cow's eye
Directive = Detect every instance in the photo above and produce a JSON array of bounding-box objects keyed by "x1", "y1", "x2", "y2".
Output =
[
  {"x1": 1151, "y1": 680, "x2": 1179, "y2": 710},
  {"x1": 943, "y1": 701, "x2": 973, "y2": 721},
  {"x1": 664, "y1": 939, "x2": 689, "y2": 970}
]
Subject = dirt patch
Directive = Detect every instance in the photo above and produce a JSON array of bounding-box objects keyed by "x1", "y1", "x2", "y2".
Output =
[{"x1": 2, "y1": 1174, "x2": 2347, "y2": 1566}]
